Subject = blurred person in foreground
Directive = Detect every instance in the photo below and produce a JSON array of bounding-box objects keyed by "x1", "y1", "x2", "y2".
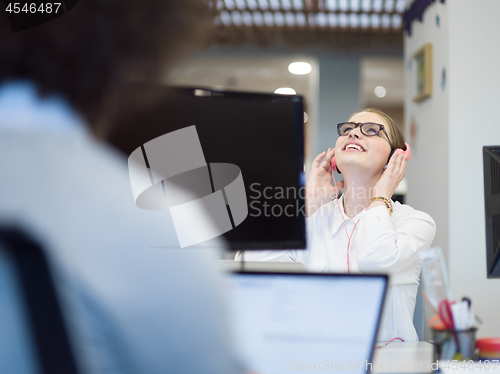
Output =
[{"x1": 0, "y1": 2, "x2": 246, "y2": 373}]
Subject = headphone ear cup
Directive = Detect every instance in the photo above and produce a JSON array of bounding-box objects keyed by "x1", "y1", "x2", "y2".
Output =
[
  {"x1": 387, "y1": 143, "x2": 411, "y2": 165},
  {"x1": 403, "y1": 142, "x2": 411, "y2": 161}
]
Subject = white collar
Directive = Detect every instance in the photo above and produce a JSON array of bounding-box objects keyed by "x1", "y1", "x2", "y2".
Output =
[{"x1": 330, "y1": 195, "x2": 368, "y2": 236}]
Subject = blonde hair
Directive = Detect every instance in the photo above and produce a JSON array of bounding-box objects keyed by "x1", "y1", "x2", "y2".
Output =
[{"x1": 349, "y1": 108, "x2": 406, "y2": 151}]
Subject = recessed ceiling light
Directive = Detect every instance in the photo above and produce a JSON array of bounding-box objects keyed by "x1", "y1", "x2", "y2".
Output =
[
  {"x1": 374, "y1": 86, "x2": 387, "y2": 98},
  {"x1": 275, "y1": 87, "x2": 297, "y2": 95}
]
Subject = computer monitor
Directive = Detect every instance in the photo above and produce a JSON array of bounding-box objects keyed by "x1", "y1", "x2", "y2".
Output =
[
  {"x1": 483, "y1": 146, "x2": 500, "y2": 278},
  {"x1": 106, "y1": 85, "x2": 306, "y2": 250}
]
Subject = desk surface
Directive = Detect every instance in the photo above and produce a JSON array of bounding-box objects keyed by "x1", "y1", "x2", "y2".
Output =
[
  {"x1": 372, "y1": 342, "x2": 434, "y2": 374},
  {"x1": 374, "y1": 343, "x2": 500, "y2": 374}
]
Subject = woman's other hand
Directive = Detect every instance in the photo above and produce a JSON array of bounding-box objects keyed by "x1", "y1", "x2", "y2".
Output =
[
  {"x1": 371, "y1": 149, "x2": 407, "y2": 201},
  {"x1": 305, "y1": 148, "x2": 344, "y2": 217}
]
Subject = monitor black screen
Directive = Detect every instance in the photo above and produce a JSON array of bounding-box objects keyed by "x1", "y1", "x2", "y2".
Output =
[
  {"x1": 483, "y1": 146, "x2": 500, "y2": 278},
  {"x1": 106, "y1": 86, "x2": 306, "y2": 250}
]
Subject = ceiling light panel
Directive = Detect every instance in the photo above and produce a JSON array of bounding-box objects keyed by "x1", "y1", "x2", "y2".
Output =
[
  {"x1": 224, "y1": 0, "x2": 235, "y2": 9},
  {"x1": 242, "y1": 11, "x2": 253, "y2": 25},
  {"x1": 384, "y1": 0, "x2": 394, "y2": 12},
  {"x1": 328, "y1": 12, "x2": 337, "y2": 26},
  {"x1": 263, "y1": 11, "x2": 274, "y2": 25},
  {"x1": 282, "y1": 0, "x2": 293, "y2": 10},
  {"x1": 269, "y1": 0, "x2": 280, "y2": 10},
  {"x1": 317, "y1": 12, "x2": 327, "y2": 27},
  {"x1": 339, "y1": 0, "x2": 349, "y2": 11},
  {"x1": 285, "y1": 12, "x2": 295, "y2": 26},
  {"x1": 215, "y1": 0, "x2": 406, "y2": 30},
  {"x1": 372, "y1": 0, "x2": 383, "y2": 12},
  {"x1": 391, "y1": 13, "x2": 402, "y2": 28},
  {"x1": 296, "y1": 12, "x2": 306, "y2": 25},
  {"x1": 381, "y1": 13, "x2": 390, "y2": 28},
  {"x1": 274, "y1": 11, "x2": 285, "y2": 25},
  {"x1": 350, "y1": 0, "x2": 360, "y2": 12},
  {"x1": 246, "y1": 0, "x2": 259, "y2": 10},
  {"x1": 361, "y1": 0, "x2": 372, "y2": 12},
  {"x1": 360, "y1": 13, "x2": 369, "y2": 27},
  {"x1": 339, "y1": 12, "x2": 348, "y2": 27},
  {"x1": 231, "y1": 11, "x2": 243, "y2": 25},
  {"x1": 235, "y1": 0, "x2": 247, "y2": 9},
  {"x1": 220, "y1": 10, "x2": 232, "y2": 25},
  {"x1": 258, "y1": 0, "x2": 269, "y2": 10},
  {"x1": 395, "y1": 0, "x2": 406, "y2": 12},
  {"x1": 293, "y1": 0, "x2": 304, "y2": 10},
  {"x1": 350, "y1": 13, "x2": 359, "y2": 27},
  {"x1": 326, "y1": 0, "x2": 337, "y2": 11},
  {"x1": 252, "y1": 11, "x2": 264, "y2": 25}
]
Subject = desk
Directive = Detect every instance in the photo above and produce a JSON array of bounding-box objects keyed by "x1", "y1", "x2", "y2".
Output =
[
  {"x1": 372, "y1": 342, "x2": 500, "y2": 374},
  {"x1": 372, "y1": 342, "x2": 434, "y2": 373}
]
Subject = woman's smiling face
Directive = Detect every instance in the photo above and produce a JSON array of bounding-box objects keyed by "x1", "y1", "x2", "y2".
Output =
[{"x1": 335, "y1": 111, "x2": 393, "y2": 174}]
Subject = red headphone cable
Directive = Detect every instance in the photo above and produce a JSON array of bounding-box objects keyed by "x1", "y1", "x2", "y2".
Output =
[{"x1": 332, "y1": 171, "x2": 365, "y2": 273}]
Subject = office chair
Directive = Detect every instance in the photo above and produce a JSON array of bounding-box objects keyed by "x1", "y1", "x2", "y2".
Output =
[
  {"x1": 413, "y1": 278, "x2": 425, "y2": 341},
  {"x1": 0, "y1": 226, "x2": 80, "y2": 374}
]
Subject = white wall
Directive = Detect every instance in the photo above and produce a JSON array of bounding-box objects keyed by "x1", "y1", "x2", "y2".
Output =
[
  {"x1": 404, "y1": 0, "x2": 449, "y2": 260},
  {"x1": 448, "y1": 0, "x2": 500, "y2": 338},
  {"x1": 404, "y1": 0, "x2": 449, "y2": 341},
  {"x1": 405, "y1": 0, "x2": 500, "y2": 339}
]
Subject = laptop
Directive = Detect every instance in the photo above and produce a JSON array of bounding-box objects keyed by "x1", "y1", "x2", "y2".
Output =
[
  {"x1": 0, "y1": 227, "x2": 79, "y2": 374},
  {"x1": 225, "y1": 272, "x2": 388, "y2": 374}
]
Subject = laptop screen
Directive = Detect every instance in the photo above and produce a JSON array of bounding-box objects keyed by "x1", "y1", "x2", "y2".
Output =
[{"x1": 226, "y1": 272, "x2": 388, "y2": 373}]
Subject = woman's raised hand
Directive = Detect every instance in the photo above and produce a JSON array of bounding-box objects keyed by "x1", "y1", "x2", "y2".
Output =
[
  {"x1": 371, "y1": 149, "x2": 407, "y2": 200},
  {"x1": 305, "y1": 148, "x2": 344, "y2": 217}
]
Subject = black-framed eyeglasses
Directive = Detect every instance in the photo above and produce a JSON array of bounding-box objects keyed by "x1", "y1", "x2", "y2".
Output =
[{"x1": 337, "y1": 122, "x2": 391, "y2": 144}]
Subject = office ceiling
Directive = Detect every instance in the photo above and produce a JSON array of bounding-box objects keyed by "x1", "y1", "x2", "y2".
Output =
[
  {"x1": 166, "y1": 56, "x2": 404, "y2": 107},
  {"x1": 362, "y1": 57, "x2": 404, "y2": 106},
  {"x1": 209, "y1": 0, "x2": 406, "y2": 52}
]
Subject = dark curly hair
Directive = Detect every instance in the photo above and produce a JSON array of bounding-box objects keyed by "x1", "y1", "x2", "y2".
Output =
[{"x1": 0, "y1": 0, "x2": 213, "y2": 126}]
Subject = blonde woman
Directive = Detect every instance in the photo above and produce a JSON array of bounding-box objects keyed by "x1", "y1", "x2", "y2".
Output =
[{"x1": 238, "y1": 108, "x2": 436, "y2": 342}]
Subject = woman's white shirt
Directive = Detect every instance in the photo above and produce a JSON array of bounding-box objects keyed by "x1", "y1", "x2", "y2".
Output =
[{"x1": 237, "y1": 196, "x2": 436, "y2": 342}]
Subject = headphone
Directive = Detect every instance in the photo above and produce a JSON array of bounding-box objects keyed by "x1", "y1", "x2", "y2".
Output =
[{"x1": 330, "y1": 142, "x2": 411, "y2": 174}]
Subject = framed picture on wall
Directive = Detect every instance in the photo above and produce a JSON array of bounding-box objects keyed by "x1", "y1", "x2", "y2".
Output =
[{"x1": 411, "y1": 43, "x2": 433, "y2": 102}]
